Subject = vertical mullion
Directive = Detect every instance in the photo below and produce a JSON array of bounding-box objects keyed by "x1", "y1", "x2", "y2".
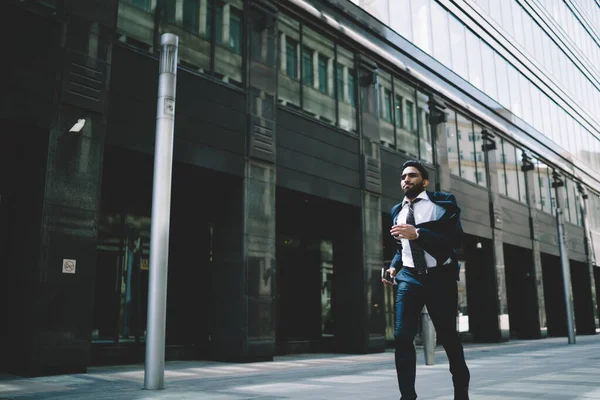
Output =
[
  {"x1": 299, "y1": 24, "x2": 304, "y2": 110},
  {"x1": 209, "y1": 0, "x2": 216, "y2": 75},
  {"x1": 471, "y1": 120, "x2": 479, "y2": 184},
  {"x1": 334, "y1": 43, "x2": 339, "y2": 127},
  {"x1": 391, "y1": 76, "x2": 397, "y2": 150}
]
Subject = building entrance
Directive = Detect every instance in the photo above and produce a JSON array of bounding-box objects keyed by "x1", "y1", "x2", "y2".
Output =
[{"x1": 92, "y1": 146, "x2": 231, "y2": 364}]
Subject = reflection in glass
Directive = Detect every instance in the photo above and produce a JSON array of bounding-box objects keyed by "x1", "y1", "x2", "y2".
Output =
[
  {"x1": 498, "y1": 138, "x2": 507, "y2": 196},
  {"x1": 417, "y1": 91, "x2": 433, "y2": 163},
  {"x1": 473, "y1": 124, "x2": 487, "y2": 187},
  {"x1": 447, "y1": 110, "x2": 460, "y2": 176},
  {"x1": 494, "y1": 53, "x2": 510, "y2": 109},
  {"x1": 457, "y1": 260, "x2": 469, "y2": 332},
  {"x1": 117, "y1": 0, "x2": 156, "y2": 51},
  {"x1": 449, "y1": 15, "x2": 468, "y2": 80},
  {"x1": 465, "y1": 31, "x2": 483, "y2": 91},
  {"x1": 503, "y1": 141, "x2": 520, "y2": 201},
  {"x1": 379, "y1": 71, "x2": 395, "y2": 148},
  {"x1": 337, "y1": 46, "x2": 357, "y2": 133},
  {"x1": 390, "y1": 0, "x2": 412, "y2": 41},
  {"x1": 430, "y1": 1, "x2": 451, "y2": 68},
  {"x1": 93, "y1": 213, "x2": 150, "y2": 343},
  {"x1": 507, "y1": 64, "x2": 521, "y2": 118},
  {"x1": 456, "y1": 113, "x2": 476, "y2": 184},
  {"x1": 515, "y1": 148, "x2": 527, "y2": 203},
  {"x1": 278, "y1": 15, "x2": 301, "y2": 109},
  {"x1": 395, "y1": 80, "x2": 419, "y2": 158},
  {"x1": 411, "y1": 0, "x2": 432, "y2": 54},
  {"x1": 537, "y1": 161, "x2": 552, "y2": 214},
  {"x1": 213, "y1": 0, "x2": 244, "y2": 87},
  {"x1": 481, "y1": 42, "x2": 498, "y2": 101},
  {"x1": 516, "y1": 73, "x2": 531, "y2": 125},
  {"x1": 301, "y1": 27, "x2": 336, "y2": 126}
]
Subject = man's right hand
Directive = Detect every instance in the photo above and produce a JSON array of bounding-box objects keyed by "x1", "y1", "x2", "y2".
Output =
[{"x1": 382, "y1": 267, "x2": 396, "y2": 286}]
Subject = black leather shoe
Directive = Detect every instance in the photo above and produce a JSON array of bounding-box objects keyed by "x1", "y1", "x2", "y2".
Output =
[{"x1": 454, "y1": 386, "x2": 469, "y2": 400}]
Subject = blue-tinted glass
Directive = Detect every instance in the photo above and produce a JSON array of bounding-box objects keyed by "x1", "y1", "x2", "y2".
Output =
[
  {"x1": 318, "y1": 56, "x2": 328, "y2": 93},
  {"x1": 302, "y1": 47, "x2": 313, "y2": 85},
  {"x1": 230, "y1": 11, "x2": 242, "y2": 53},
  {"x1": 286, "y1": 40, "x2": 298, "y2": 78}
]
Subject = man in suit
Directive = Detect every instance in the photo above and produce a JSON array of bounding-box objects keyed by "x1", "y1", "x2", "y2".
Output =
[{"x1": 383, "y1": 160, "x2": 470, "y2": 400}]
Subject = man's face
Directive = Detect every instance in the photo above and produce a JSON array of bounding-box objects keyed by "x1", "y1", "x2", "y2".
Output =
[{"x1": 401, "y1": 166, "x2": 428, "y2": 198}]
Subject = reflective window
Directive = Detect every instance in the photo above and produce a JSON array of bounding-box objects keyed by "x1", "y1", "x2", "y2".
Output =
[
  {"x1": 449, "y1": 15, "x2": 469, "y2": 79},
  {"x1": 278, "y1": 16, "x2": 301, "y2": 109},
  {"x1": 500, "y1": 0, "x2": 514, "y2": 37},
  {"x1": 447, "y1": 110, "x2": 460, "y2": 176},
  {"x1": 507, "y1": 64, "x2": 521, "y2": 118},
  {"x1": 497, "y1": 138, "x2": 507, "y2": 196},
  {"x1": 278, "y1": 16, "x2": 356, "y2": 133},
  {"x1": 395, "y1": 80, "x2": 419, "y2": 158},
  {"x1": 494, "y1": 54, "x2": 510, "y2": 109},
  {"x1": 515, "y1": 148, "x2": 527, "y2": 203},
  {"x1": 481, "y1": 42, "x2": 498, "y2": 101},
  {"x1": 337, "y1": 46, "x2": 357, "y2": 133},
  {"x1": 530, "y1": 85, "x2": 543, "y2": 133},
  {"x1": 473, "y1": 124, "x2": 487, "y2": 187},
  {"x1": 390, "y1": 0, "x2": 412, "y2": 41},
  {"x1": 465, "y1": 31, "x2": 483, "y2": 91},
  {"x1": 456, "y1": 113, "x2": 477, "y2": 184},
  {"x1": 379, "y1": 71, "x2": 395, "y2": 148},
  {"x1": 417, "y1": 91, "x2": 433, "y2": 163},
  {"x1": 431, "y1": 2, "x2": 451, "y2": 68},
  {"x1": 117, "y1": 0, "x2": 155, "y2": 51},
  {"x1": 537, "y1": 161, "x2": 552, "y2": 214},
  {"x1": 213, "y1": 0, "x2": 244, "y2": 87},
  {"x1": 565, "y1": 180, "x2": 578, "y2": 224},
  {"x1": 502, "y1": 141, "x2": 520, "y2": 201},
  {"x1": 412, "y1": 0, "x2": 432, "y2": 54},
  {"x1": 519, "y1": 73, "x2": 533, "y2": 125},
  {"x1": 302, "y1": 27, "x2": 335, "y2": 126}
]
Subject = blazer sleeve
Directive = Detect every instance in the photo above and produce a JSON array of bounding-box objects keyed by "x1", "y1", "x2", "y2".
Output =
[{"x1": 417, "y1": 193, "x2": 464, "y2": 250}]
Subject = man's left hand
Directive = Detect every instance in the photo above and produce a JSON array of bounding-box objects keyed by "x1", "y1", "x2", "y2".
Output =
[{"x1": 390, "y1": 224, "x2": 418, "y2": 240}]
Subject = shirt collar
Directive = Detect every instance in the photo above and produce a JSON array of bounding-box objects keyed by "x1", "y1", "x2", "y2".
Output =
[{"x1": 402, "y1": 190, "x2": 429, "y2": 206}]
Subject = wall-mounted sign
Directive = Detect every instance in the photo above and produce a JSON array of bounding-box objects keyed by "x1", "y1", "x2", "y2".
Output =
[
  {"x1": 62, "y1": 259, "x2": 76, "y2": 274},
  {"x1": 141, "y1": 258, "x2": 149, "y2": 271}
]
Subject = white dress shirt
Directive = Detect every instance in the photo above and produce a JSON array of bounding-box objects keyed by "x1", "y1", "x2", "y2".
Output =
[{"x1": 396, "y1": 191, "x2": 449, "y2": 269}]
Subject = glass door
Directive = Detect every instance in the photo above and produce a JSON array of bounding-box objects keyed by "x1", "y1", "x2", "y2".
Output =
[{"x1": 92, "y1": 213, "x2": 150, "y2": 343}]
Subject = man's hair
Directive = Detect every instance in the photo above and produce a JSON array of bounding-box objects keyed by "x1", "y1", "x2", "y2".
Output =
[{"x1": 401, "y1": 160, "x2": 429, "y2": 180}]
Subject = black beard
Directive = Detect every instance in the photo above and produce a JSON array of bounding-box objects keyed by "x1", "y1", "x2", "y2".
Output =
[{"x1": 403, "y1": 183, "x2": 424, "y2": 199}]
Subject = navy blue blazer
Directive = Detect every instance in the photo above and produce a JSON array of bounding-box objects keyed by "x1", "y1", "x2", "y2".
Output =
[{"x1": 390, "y1": 191, "x2": 464, "y2": 272}]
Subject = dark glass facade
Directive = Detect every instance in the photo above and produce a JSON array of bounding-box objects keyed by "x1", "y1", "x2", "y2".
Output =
[{"x1": 1, "y1": 0, "x2": 599, "y2": 377}]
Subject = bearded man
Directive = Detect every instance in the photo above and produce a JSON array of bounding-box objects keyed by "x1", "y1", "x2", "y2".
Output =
[{"x1": 383, "y1": 160, "x2": 470, "y2": 400}]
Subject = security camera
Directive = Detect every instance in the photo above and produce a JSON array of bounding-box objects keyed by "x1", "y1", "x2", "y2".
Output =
[{"x1": 69, "y1": 119, "x2": 86, "y2": 134}]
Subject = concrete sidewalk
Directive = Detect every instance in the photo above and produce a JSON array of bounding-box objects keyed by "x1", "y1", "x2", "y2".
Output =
[{"x1": 1, "y1": 335, "x2": 600, "y2": 399}]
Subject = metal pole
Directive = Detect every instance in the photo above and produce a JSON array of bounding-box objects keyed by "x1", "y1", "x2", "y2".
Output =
[
  {"x1": 144, "y1": 33, "x2": 179, "y2": 390},
  {"x1": 421, "y1": 306, "x2": 435, "y2": 365},
  {"x1": 553, "y1": 173, "x2": 576, "y2": 344}
]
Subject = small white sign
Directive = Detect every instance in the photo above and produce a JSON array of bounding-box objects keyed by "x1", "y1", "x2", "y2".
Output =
[{"x1": 62, "y1": 259, "x2": 76, "y2": 274}]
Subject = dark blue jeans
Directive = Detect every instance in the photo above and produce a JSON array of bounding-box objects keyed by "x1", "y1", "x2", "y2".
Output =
[{"x1": 394, "y1": 266, "x2": 470, "y2": 399}]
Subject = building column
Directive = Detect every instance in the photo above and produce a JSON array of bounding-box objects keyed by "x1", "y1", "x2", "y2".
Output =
[
  {"x1": 577, "y1": 184, "x2": 599, "y2": 333},
  {"x1": 521, "y1": 152, "x2": 548, "y2": 338},
  {"x1": 481, "y1": 131, "x2": 510, "y2": 341},
  {"x1": 212, "y1": 0, "x2": 278, "y2": 361},
  {"x1": 339, "y1": 56, "x2": 385, "y2": 353},
  {"x1": 428, "y1": 95, "x2": 450, "y2": 192},
  {"x1": 12, "y1": 0, "x2": 119, "y2": 376}
]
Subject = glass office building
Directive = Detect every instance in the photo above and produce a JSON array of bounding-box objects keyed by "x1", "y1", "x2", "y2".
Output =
[{"x1": 1, "y1": 0, "x2": 598, "y2": 376}]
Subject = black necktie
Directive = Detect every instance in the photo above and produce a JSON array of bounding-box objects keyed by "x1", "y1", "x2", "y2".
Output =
[{"x1": 406, "y1": 198, "x2": 428, "y2": 274}]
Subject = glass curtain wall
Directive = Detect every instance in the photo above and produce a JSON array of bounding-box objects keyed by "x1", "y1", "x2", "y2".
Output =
[
  {"x1": 374, "y1": 0, "x2": 600, "y2": 174},
  {"x1": 277, "y1": 16, "x2": 357, "y2": 133},
  {"x1": 116, "y1": 0, "x2": 244, "y2": 88}
]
